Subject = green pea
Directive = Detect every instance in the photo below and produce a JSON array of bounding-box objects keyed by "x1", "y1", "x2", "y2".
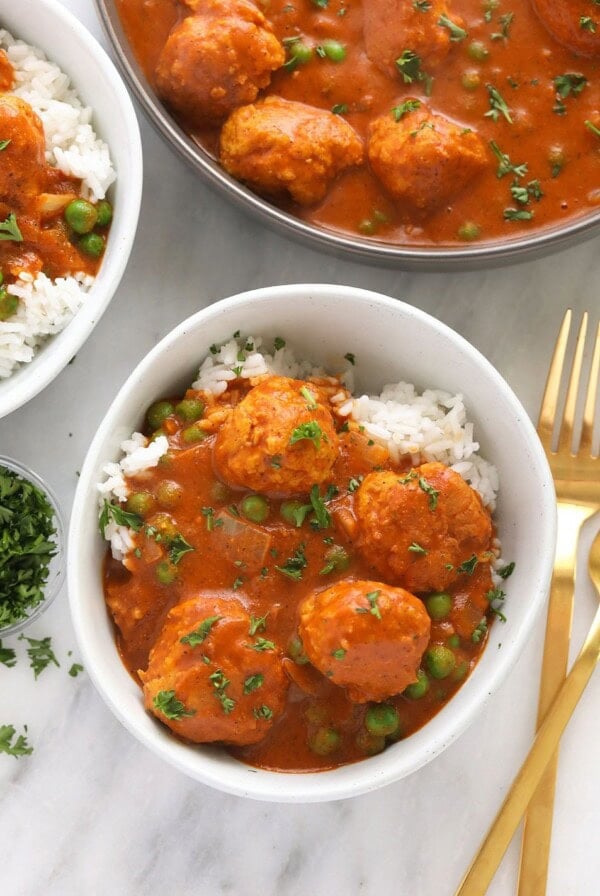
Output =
[
  {"x1": 150, "y1": 428, "x2": 166, "y2": 442},
  {"x1": 447, "y1": 634, "x2": 461, "y2": 649},
  {"x1": 288, "y1": 634, "x2": 309, "y2": 665},
  {"x1": 0, "y1": 271, "x2": 4, "y2": 285},
  {"x1": 365, "y1": 704, "x2": 400, "y2": 737},
  {"x1": 468, "y1": 41, "x2": 489, "y2": 61},
  {"x1": 78, "y1": 232, "x2": 105, "y2": 258},
  {"x1": 289, "y1": 41, "x2": 312, "y2": 64},
  {"x1": 358, "y1": 218, "x2": 376, "y2": 235},
  {"x1": 175, "y1": 397, "x2": 205, "y2": 422},
  {"x1": 425, "y1": 645, "x2": 456, "y2": 680},
  {"x1": 211, "y1": 480, "x2": 231, "y2": 503},
  {"x1": 95, "y1": 200, "x2": 113, "y2": 227},
  {"x1": 125, "y1": 491, "x2": 155, "y2": 516},
  {"x1": 452, "y1": 660, "x2": 469, "y2": 682},
  {"x1": 404, "y1": 668, "x2": 430, "y2": 700},
  {"x1": 148, "y1": 512, "x2": 178, "y2": 540},
  {"x1": 156, "y1": 560, "x2": 177, "y2": 585},
  {"x1": 321, "y1": 545, "x2": 350, "y2": 573},
  {"x1": 458, "y1": 222, "x2": 481, "y2": 241},
  {"x1": 425, "y1": 592, "x2": 452, "y2": 621},
  {"x1": 309, "y1": 727, "x2": 340, "y2": 755},
  {"x1": 181, "y1": 424, "x2": 207, "y2": 443},
  {"x1": 146, "y1": 400, "x2": 174, "y2": 430},
  {"x1": 156, "y1": 480, "x2": 183, "y2": 508},
  {"x1": 304, "y1": 702, "x2": 327, "y2": 725},
  {"x1": 356, "y1": 728, "x2": 386, "y2": 756},
  {"x1": 0, "y1": 290, "x2": 18, "y2": 321},
  {"x1": 65, "y1": 198, "x2": 98, "y2": 234},
  {"x1": 241, "y1": 494, "x2": 270, "y2": 523},
  {"x1": 321, "y1": 39, "x2": 346, "y2": 62},
  {"x1": 461, "y1": 69, "x2": 481, "y2": 91},
  {"x1": 280, "y1": 500, "x2": 307, "y2": 526}
]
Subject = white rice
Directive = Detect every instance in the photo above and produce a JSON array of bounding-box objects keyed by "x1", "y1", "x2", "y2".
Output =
[
  {"x1": 99, "y1": 335, "x2": 499, "y2": 561},
  {"x1": 0, "y1": 29, "x2": 116, "y2": 379}
]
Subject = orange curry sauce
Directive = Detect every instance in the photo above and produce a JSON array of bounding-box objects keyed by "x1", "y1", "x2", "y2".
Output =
[
  {"x1": 116, "y1": 0, "x2": 600, "y2": 246},
  {"x1": 103, "y1": 377, "x2": 499, "y2": 772}
]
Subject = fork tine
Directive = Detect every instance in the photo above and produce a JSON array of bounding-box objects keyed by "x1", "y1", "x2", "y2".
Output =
[
  {"x1": 580, "y1": 320, "x2": 600, "y2": 456},
  {"x1": 558, "y1": 312, "x2": 588, "y2": 454},
  {"x1": 538, "y1": 310, "x2": 572, "y2": 448}
]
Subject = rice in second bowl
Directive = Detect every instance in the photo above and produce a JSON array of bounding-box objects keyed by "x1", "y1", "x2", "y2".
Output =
[
  {"x1": 95, "y1": 332, "x2": 512, "y2": 773},
  {"x1": 0, "y1": 29, "x2": 116, "y2": 379}
]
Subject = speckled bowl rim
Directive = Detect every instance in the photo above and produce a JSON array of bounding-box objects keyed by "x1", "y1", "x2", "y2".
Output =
[{"x1": 95, "y1": 0, "x2": 600, "y2": 271}]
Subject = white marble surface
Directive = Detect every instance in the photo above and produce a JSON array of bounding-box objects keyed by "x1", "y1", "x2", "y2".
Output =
[{"x1": 1, "y1": 1, "x2": 599, "y2": 892}]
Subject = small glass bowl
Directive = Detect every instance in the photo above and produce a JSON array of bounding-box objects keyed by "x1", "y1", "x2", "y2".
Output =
[{"x1": 0, "y1": 456, "x2": 65, "y2": 637}]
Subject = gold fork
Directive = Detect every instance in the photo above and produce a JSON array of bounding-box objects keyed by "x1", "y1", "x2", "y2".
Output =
[
  {"x1": 518, "y1": 310, "x2": 600, "y2": 896},
  {"x1": 455, "y1": 528, "x2": 600, "y2": 895},
  {"x1": 454, "y1": 310, "x2": 600, "y2": 896}
]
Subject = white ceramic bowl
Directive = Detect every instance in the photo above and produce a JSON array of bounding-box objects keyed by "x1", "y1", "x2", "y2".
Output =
[
  {"x1": 69, "y1": 284, "x2": 556, "y2": 802},
  {"x1": 0, "y1": 0, "x2": 142, "y2": 419}
]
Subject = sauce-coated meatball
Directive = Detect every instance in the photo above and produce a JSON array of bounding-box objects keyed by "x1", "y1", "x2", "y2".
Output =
[
  {"x1": 155, "y1": 1, "x2": 284, "y2": 125},
  {"x1": 355, "y1": 463, "x2": 493, "y2": 593},
  {"x1": 299, "y1": 579, "x2": 431, "y2": 702},
  {"x1": 0, "y1": 96, "x2": 46, "y2": 199},
  {"x1": 219, "y1": 97, "x2": 364, "y2": 206},
  {"x1": 532, "y1": 0, "x2": 600, "y2": 57},
  {"x1": 367, "y1": 105, "x2": 487, "y2": 211},
  {"x1": 140, "y1": 595, "x2": 288, "y2": 745},
  {"x1": 214, "y1": 375, "x2": 339, "y2": 494},
  {"x1": 363, "y1": 0, "x2": 458, "y2": 77}
]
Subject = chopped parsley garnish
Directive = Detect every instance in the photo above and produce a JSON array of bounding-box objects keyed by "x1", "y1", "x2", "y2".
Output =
[
  {"x1": 319, "y1": 545, "x2": 350, "y2": 575},
  {"x1": 580, "y1": 16, "x2": 597, "y2": 32},
  {"x1": 0, "y1": 139, "x2": 11, "y2": 151},
  {"x1": 232, "y1": 576, "x2": 244, "y2": 590},
  {"x1": 249, "y1": 638, "x2": 276, "y2": 652},
  {"x1": 438, "y1": 14, "x2": 467, "y2": 41},
  {"x1": 209, "y1": 670, "x2": 235, "y2": 714},
  {"x1": 275, "y1": 544, "x2": 308, "y2": 580},
  {"x1": 398, "y1": 470, "x2": 417, "y2": 485},
  {"x1": 243, "y1": 674, "x2": 264, "y2": 694},
  {"x1": 99, "y1": 499, "x2": 143, "y2": 536},
  {"x1": 348, "y1": 476, "x2": 362, "y2": 492},
  {"x1": 0, "y1": 213, "x2": 23, "y2": 242},
  {"x1": 181, "y1": 616, "x2": 222, "y2": 647},
  {"x1": 254, "y1": 705, "x2": 273, "y2": 720},
  {"x1": 491, "y1": 12, "x2": 514, "y2": 40},
  {"x1": 300, "y1": 386, "x2": 318, "y2": 409},
  {"x1": 489, "y1": 141, "x2": 528, "y2": 179},
  {"x1": 554, "y1": 73, "x2": 588, "y2": 99},
  {"x1": 290, "y1": 421, "x2": 326, "y2": 449},
  {"x1": 0, "y1": 724, "x2": 32, "y2": 758},
  {"x1": 153, "y1": 690, "x2": 195, "y2": 720},
  {"x1": 418, "y1": 476, "x2": 439, "y2": 510},
  {"x1": 485, "y1": 84, "x2": 513, "y2": 123},
  {"x1": 273, "y1": 337, "x2": 286, "y2": 351},
  {"x1": 457, "y1": 554, "x2": 479, "y2": 575},
  {"x1": 344, "y1": 352, "x2": 356, "y2": 365},
  {"x1": 309, "y1": 485, "x2": 331, "y2": 529},
  {"x1": 498, "y1": 561, "x2": 515, "y2": 579},
  {"x1": 68, "y1": 663, "x2": 84, "y2": 677},
  {"x1": 471, "y1": 619, "x2": 488, "y2": 644},
  {"x1": 366, "y1": 589, "x2": 382, "y2": 619},
  {"x1": 391, "y1": 99, "x2": 421, "y2": 121},
  {"x1": 0, "y1": 642, "x2": 16, "y2": 668},
  {"x1": 487, "y1": 587, "x2": 507, "y2": 622},
  {"x1": 395, "y1": 50, "x2": 433, "y2": 94},
  {"x1": 332, "y1": 103, "x2": 349, "y2": 115},
  {"x1": 585, "y1": 120, "x2": 600, "y2": 138},
  {"x1": 414, "y1": 0, "x2": 431, "y2": 8},
  {"x1": 168, "y1": 533, "x2": 195, "y2": 565},
  {"x1": 504, "y1": 207, "x2": 534, "y2": 221},
  {"x1": 249, "y1": 613, "x2": 268, "y2": 635},
  {"x1": 408, "y1": 542, "x2": 428, "y2": 555},
  {"x1": 271, "y1": 455, "x2": 282, "y2": 469},
  {"x1": 18, "y1": 635, "x2": 59, "y2": 679},
  {"x1": 332, "y1": 648, "x2": 346, "y2": 659}
]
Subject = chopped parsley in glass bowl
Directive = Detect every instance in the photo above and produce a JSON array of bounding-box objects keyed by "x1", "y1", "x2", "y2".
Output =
[{"x1": 0, "y1": 457, "x2": 65, "y2": 636}]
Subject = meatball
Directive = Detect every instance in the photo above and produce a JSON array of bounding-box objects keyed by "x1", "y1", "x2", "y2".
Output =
[
  {"x1": 140, "y1": 595, "x2": 288, "y2": 745},
  {"x1": 219, "y1": 97, "x2": 364, "y2": 206},
  {"x1": 532, "y1": 0, "x2": 600, "y2": 57},
  {"x1": 154, "y1": 1, "x2": 284, "y2": 125},
  {"x1": 0, "y1": 96, "x2": 46, "y2": 199},
  {"x1": 214, "y1": 375, "x2": 339, "y2": 495},
  {"x1": 367, "y1": 105, "x2": 487, "y2": 211},
  {"x1": 299, "y1": 579, "x2": 431, "y2": 703},
  {"x1": 355, "y1": 463, "x2": 493, "y2": 593},
  {"x1": 363, "y1": 0, "x2": 459, "y2": 77}
]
